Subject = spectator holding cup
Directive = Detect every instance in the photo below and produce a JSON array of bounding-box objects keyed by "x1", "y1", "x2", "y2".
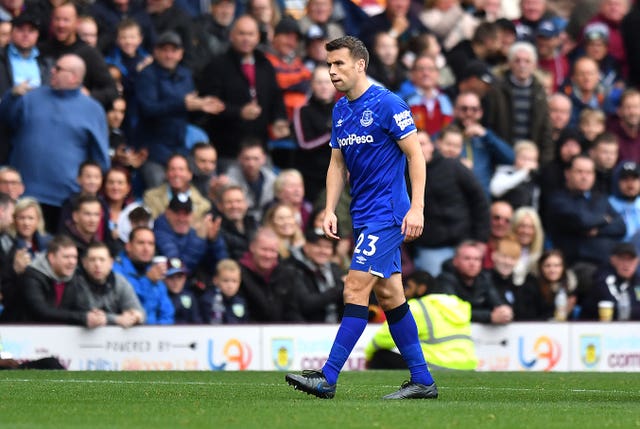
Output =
[{"x1": 112, "y1": 226, "x2": 174, "y2": 324}]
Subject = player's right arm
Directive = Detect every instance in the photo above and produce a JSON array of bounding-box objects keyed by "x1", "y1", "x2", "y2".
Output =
[{"x1": 323, "y1": 148, "x2": 347, "y2": 240}]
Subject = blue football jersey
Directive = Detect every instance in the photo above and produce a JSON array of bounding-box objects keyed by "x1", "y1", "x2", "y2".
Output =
[{"x1": 330, "y1": 84, "x2": 417, "y2": 228}]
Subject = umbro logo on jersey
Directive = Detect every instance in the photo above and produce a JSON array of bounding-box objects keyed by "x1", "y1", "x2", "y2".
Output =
[
  {"x1": 355, "y1": 255, "x2": 367, "y2": 264},
  {"x1": 336, "y1": 118, "x2": 344, "y2": 127}
]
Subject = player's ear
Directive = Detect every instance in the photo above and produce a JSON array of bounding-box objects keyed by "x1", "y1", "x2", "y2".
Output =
[{"x1": 357, "y1": 59, "x2": 365, "y2": 73}]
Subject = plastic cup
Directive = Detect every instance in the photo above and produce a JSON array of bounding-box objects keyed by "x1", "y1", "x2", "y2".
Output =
[
  {"x1": 598, "y1": 301, "x2": 614, "y2": 322},
  {"x1": 152, "y1": 255, "x2": 168, "y2": 268}
]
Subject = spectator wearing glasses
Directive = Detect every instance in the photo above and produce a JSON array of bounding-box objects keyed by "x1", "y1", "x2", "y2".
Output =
[
  {"x1": 0, "y1": 53, "x2": 109, "y2": 232},
  {"x1": 451, "y1": 91, "x2": 514, "y2": 197}
]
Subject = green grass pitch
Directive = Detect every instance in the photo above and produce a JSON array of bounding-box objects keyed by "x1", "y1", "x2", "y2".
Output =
[{"x1": 1, "y1": 370, "x2": 638, "y2": 429}]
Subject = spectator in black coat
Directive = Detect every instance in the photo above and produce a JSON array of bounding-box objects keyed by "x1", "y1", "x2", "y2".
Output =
[
  {"x1": 437, "y1": 240, "x2": 512, "y2": 325},
  {"x1": 38, "y1": 2, "x2": 119, "y2": 107},
  {"x1": 410, "y1": 131, "x2": 489, "y2": 277},
  {"x1": 280, "y1": 228, "x2": 344, "y2": 323},
  {"x1": 197, "y1": 15, "x2": 289, "y2": 160},
  {"x1": 217, "y1": 184, "x2": 258, "y2": 261},
  {"x1": 546, "y1": 154, "x2": 626, "y2": 267}
]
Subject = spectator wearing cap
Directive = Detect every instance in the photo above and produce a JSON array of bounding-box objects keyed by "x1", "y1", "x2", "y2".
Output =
[
  {"x1": 546, "y1": 154, "x2": 626, "y2": 268},
  {"x1": 578, "y1": 22, "x2": 623, "y2": 94},
  {"x1": 485, "y1": 41, "x2": 553, "y2": 164},
  {"x1": 584, "y1": 0, "x2": 629, "y2": 77},
  {"x1": 164, "y1": 257, "x2": 203, "y2": 323},
  {"x1": 279, "y1": 227, "x2": 344, "y2": 323},
  {"x1": 302, "y1": 24, "x2": 329, "y2": 72},
  {"x1": 609, "y1": 161, "x2": 640, "y2": 241},
  {"x1": 153, "y1": 193, "x2": 228, "y2": 277},
  {"x1": 0, "y1": 53, "x2": 109, "y2": 231},
  {"x1": 451, "y1": 91, "x2": 514, "y2": 196},
  {"x1": 196, "y1": 15, "x2": 288, "y2": 161},
  {"x1": 0, "y1": 13, "x2": 46, "y2": 94},
  {"x1": 112, "y1": 226, "x2": 175, "y2": 324},
  {"x1": 146, "y1": 0, "x2": 195, "y2": 68},
  {"x1": 535, "y1": 18, "x2": 568, "y2": 93},
  {"x1": 134, "y1": 31, "x2": 225, "y2": 188},
  {"x1": 607, "y1": 89, "x2": 640, "y2": 164},
  {"x1": 38, "y1": 2, "x2": 119, "y2": 107},
  {"x1": 191, "y1": 0, "x2": 236, "y2": 75},
  {"x1": 445, "y1": 59, "x2": 496, "y2": 106},
  {"x1": 264, "y1": 15, "x2": 312, "y2": 120},
  {"x1": 582, "y1": 241, "x2": 640, "y2": 321},
  {"x1": 297, "y1": 0, "x2": 344, "y2": 46},
  {"x1": 143, "y1": 154, "x2": 212, "y2": 226}
]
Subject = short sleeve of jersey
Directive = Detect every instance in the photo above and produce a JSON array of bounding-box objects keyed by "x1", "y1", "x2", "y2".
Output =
[{"x1": 379, "y1": 92, "x2": 417, "y2": 141}]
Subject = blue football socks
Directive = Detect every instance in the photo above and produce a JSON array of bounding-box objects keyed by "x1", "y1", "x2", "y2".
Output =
[
  {"x1": 322, "y1": 303, "x2": 369, "y2": 385},
  {"x1": 385, "y1": 302, "x2": 434, "y2": 386}
]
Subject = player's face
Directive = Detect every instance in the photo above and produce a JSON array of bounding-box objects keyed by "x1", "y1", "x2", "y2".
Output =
[{"x1": 327, "y1": 47, "x2": 363, "y2": 94}]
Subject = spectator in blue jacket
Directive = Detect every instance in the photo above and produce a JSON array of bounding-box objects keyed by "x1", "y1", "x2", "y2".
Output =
[
  {"x1": 153, "y1": 194, "x2": 228, "y2": 278},
  {"x1": 112, "y1": 226, "x2": 174, "y2": 324},
  {"x1": 134, "y1": 31, "x2": 224, "y2": 188},
  {"x1": 0, "y1": 53, "x2": 110, "y2": 232},
  {"x1": 451, "y1": 91, "x2": 514, "y2": 197}
]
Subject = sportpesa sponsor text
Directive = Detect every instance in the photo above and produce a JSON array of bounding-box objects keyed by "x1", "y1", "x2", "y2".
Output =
[{"x1": 337, "y1": 134, "x2": 374, "y2": 146}]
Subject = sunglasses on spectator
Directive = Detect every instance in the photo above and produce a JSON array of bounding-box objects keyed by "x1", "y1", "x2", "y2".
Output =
[{"x1": 458, "y1": 105, "x2": 481, "y2": 113}]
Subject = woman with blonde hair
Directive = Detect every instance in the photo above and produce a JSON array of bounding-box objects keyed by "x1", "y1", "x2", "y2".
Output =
[
  {"x1": 1, "y1": 197, "x2": 51, "y2": 321},
  {"x1": 262, "y1": 202, "x2": 305, "y2": 258},
  {"x1": 510, "y1": 206, "x2": 544, "y2": 285}
]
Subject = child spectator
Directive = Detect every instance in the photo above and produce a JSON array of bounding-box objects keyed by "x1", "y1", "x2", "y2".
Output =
[
  {"x1": 165, "y1": 258, "x2": 202, "y2": 324},
  {"x1": 105, "y1": 19, "x2": 153, "y2": 136},
  {"x1": 199, "y1": 259, "x2": 248, "y2": 324},
  {"x1": 490, "y1": 140, "x2": 540, "y2": 210},
  {"x1": 76, "y1": 15, "x2": 98, "y2": 48},
  {"x1": 578, "y1": 107, "x2": 606, "y2": 147},
  {"x1": 435, "y1": 125, "x2": 470, "y2": 168}
]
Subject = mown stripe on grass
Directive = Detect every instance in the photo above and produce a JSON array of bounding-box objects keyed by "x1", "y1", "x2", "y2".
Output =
[{"x1": 2, "y1": 378, "x2": 638, "y2": 395}]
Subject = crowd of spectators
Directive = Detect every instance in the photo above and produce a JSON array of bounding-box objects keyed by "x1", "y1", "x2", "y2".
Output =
[{"x1": 1, "y1": 0, "x2": 640, "y2": 326}]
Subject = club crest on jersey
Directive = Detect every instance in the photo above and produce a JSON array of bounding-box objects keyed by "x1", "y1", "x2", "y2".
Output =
[{"x1": 360, "y1": 109, "x2": 374, "y2": 127}]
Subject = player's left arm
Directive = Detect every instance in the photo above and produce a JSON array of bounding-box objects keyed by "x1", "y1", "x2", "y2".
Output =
[{"x1": 397, "y1": 131, "x2": 426, "y2": 241}]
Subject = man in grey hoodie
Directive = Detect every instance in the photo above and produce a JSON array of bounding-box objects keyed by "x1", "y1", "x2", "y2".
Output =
[{"x1": 22, "y1": 234, "x2": 106, "y2": 327}]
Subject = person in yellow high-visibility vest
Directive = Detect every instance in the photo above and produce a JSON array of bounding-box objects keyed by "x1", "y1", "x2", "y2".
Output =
[{"x1": 365, "y1": 293, "x2": 478, "y2": 370}]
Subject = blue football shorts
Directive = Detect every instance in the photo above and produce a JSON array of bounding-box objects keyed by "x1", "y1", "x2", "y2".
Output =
[{"x1": 349, "y1": 224, "x2": 403, "y2": 278}]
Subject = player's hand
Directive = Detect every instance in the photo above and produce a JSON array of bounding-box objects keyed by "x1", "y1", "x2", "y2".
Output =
[
  {"x1": 402, "y1": 207, "x2": 424, "y2": 242},
  {"x1": 322, "y1": 211, "x2": 340, "y2": 240}
]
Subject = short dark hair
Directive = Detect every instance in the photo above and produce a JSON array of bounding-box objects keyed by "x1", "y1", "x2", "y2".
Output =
[
  {"x1": 592, "y1": 131, "x2": 619, "y2": 147},
  {"x1": 238, "y1": 137, "x2": 265, "y2": 154},
  {"x1": 190, "y1": 141, "x2": 216, "y2": 156},
  {"x1": 77, "y1": 160, "x2": 102, "y2": 178},
  {"x1": 117, "y1": 17, "x2": 142, "y2": 34},
  {"x1": 129, "y1": 226, "x2": 154, "y2": 243},
  {"x1": 73, "y1": 194, "x2": 102, "y2": 212},
  {"x1": 84, "y1": 241, "x2": 111, "y2": 257},
  {"x1": 326, "y1": 36, "x2": 369, "y2": 70},
  {"x1": 566, "y1": 153, "x2": 594, "y2": 171},
  {"x1": 472, "y1": 21, "x2": 499, "y2": 44},
  {"x1": 166, "y1": 153, "x2": 190, "y2": 172},
  {"x1": 47, "y1": 234, "x2": 77, "y2": 255}
]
